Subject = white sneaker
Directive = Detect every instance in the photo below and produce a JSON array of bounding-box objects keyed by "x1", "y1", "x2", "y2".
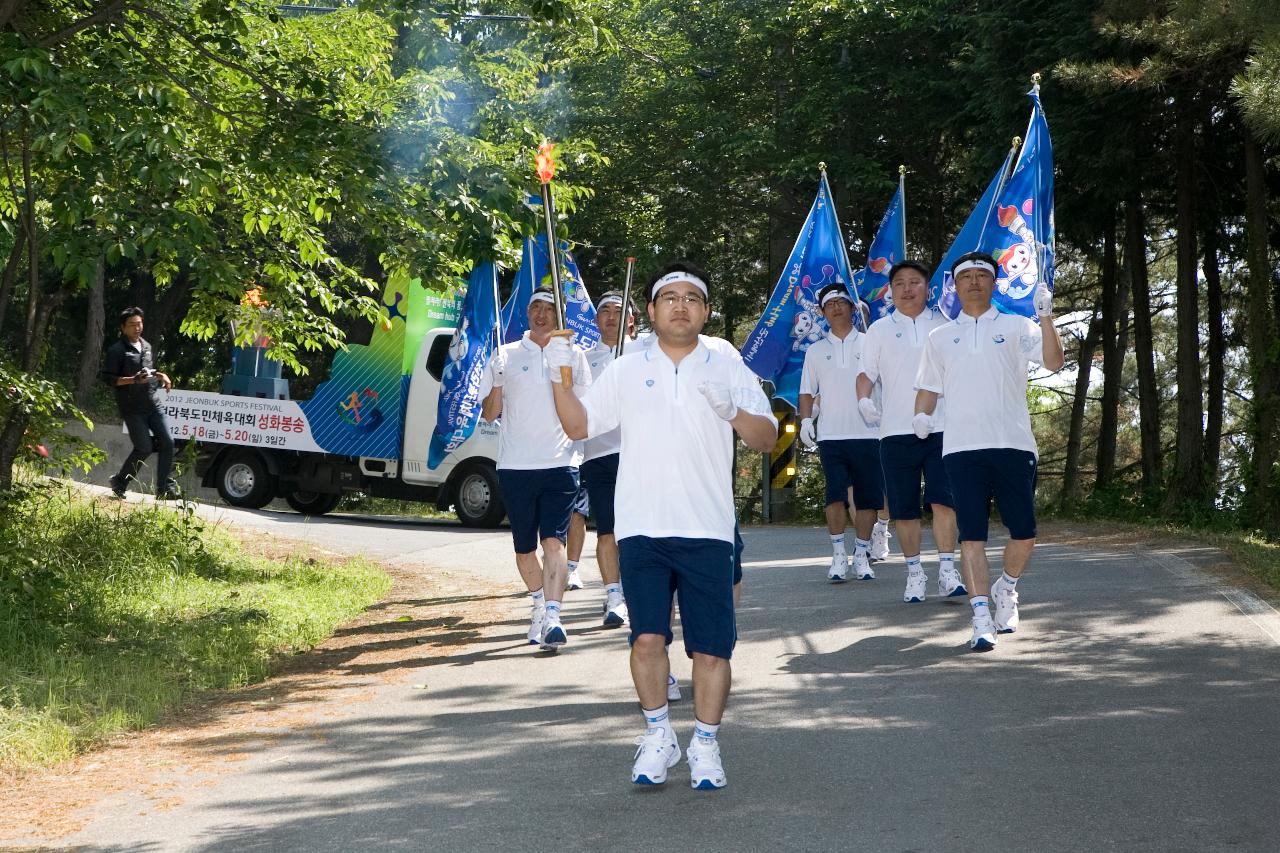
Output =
[
  {"x1": 602, "y1": 592, "x2": 627, "y2": 628},
  {"x1": 992, "y1": 577, "x2": 1020, "y2": 634},
  {"x1": 527, "y1": 606, "x2": 545, "y2": 645},
  {"x1": 667, "y1": 674, "x2": 682, "y2": 702},
  {"x1": 539, "y1": 616, "x2": 567, "y2": 651},
  {"x1": 970, "y1": 612, "x2": 997, "y2": 651},
  {"x1": 870, "y1": 525, "x2": 891, "y2": 561},
  {"x1": 687, "y1": 737, "x2": 727, "y2": 790},
  {"x1": 938, "y1": 564, "x2": 967, "y2": 598},
  {"x1": 852, "y1": 553, "x2": 875, "y2": 580},
  {"x1": 903, "y1": 571, "x2": 927, "y2": 603},
  {"x1": 631, "y1": 728, "x2": 681, "y2": 785},
  {"x1": 827, "y1": 554, "x2": 848, "y2": 583},
  {"x1": 565, "y1": 568, "x2": 584, "y2": 590}
]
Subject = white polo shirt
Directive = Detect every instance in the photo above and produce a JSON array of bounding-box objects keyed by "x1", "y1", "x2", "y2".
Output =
[
  {"x1": 799, "y1": 330, "x2": 879, "y2": 441},
  {"x1": 861, "y1": 308, "x2": 949, "y2": 438},
  {"x1": 582, "y1": 341, "x2": 621, "y2": 462},
  {"x1": 915, "y1": 307, "x2": 1043, "y2": 457},
  {"x1": 638, "y1": 331, "x2": 744, "y2": 362},
  {"x1": 581, "y1": 339, "x2": 775, "y2": 543},
  {"x1": 487, "y1": 332, "x2": 588, "y2": 470}
]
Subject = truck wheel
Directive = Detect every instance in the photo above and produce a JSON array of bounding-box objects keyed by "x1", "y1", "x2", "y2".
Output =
[
  {"x1": 284, "y1": 490, "x2": 342, "y2": 516},
  {"x1": 453, "y1": 462, "x2": 505, "y2": 528},
  {"x1": 216, "y1": 450, "x2": 276, "y2": 509}
]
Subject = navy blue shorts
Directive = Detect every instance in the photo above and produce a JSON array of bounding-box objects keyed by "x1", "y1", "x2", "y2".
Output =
[
  {"x1": 496, "y1": 466, "x2": 579, "y2": 553},
  {"x1": 733, "y1": 525, "x2": 743, "y2": 585},
  {"x1": 880, "y1": 433, "x2": 954, "y2": 520},
  {"x1": 619, "y1": 535, "x2": 736, "y2": 660},
  {"x1": 817, "y1": 439, "x2": 884, "y2": 509},
  {"x1": 943, "y1": 449, "x2": 1038, "y2": 542},
  {"x1": 579, "y1": 453, "x2": 618, "y2": 535},
  {"x1": 572, "y1": 485, "x2": 590, "y2": 518}
]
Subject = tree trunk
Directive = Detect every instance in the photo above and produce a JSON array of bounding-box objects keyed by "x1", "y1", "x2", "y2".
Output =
[
  {"x1": 1094, "y1": 215, "x2": 1123, "y2": 488},
  {"x1": 1062, "y1": 307, "x2": 1101, "y2": 507},
  {"x1": 1242, "y1": 132, "x2": 1280, "y2": 530},
  {"x1": 1126, "y1": 191, "x2": 1162, "y2": 494},
  {"x1": 1163, "y1": 97, "x2": 1206, "y2": 514},
  {"x1": 1202, "y1": 225, "x2": 1225, "y2": 495},
  {"x1": 0, "y1": 227, "x2": 26, "y2": 334},
  {"x1": 74, "y1": 255, "x2": 106, "y2": 405}
]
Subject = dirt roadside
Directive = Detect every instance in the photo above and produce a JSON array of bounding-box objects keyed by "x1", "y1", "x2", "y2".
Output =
[{"x1": 0, "y1": 529, "x2": 516, "y2": 847}]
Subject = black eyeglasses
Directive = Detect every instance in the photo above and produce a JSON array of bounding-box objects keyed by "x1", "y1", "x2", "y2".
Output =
[{"x1": 655, "y1": 293, "x2": 706, "y2": 307}]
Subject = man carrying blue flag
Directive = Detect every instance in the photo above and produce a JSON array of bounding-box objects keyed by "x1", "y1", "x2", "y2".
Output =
[
  {"x1": 797, "y1": 283, "x2": 883, "y2": 583},
  {"x1": 545, "y1": 262, "x2": 777, "y2": 790},
  {"x1": 913, "y1": 251, "x2": 1063, "y2": 651},
  {"x1": 480, "y1": 286, "x2": 590, "y2": 652},
  {"x1": 857, "y1": 261, "x2": 964, "y2": 603}
]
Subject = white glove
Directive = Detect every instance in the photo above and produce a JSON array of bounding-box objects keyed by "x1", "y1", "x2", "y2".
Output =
[
  {"x1": 697, "y1": 381, "x2": 738, "y2": 420},
  {"x1": 1034, "y1": 284, "x2": 1054, "y2": 318},
  {"x1": 912, "y1": 412, "x2": 933, "y2": 440},
  {"x1": 489, "y1": 350, "x2": 507, "y2": 388},
  {"x1": 799, "y1": 417, "x2": 817, "y2": 449},
  {"x1": 857, "y1": 397, "x2": 881, "y2": 426},
  {"x1": 544, "y1": 336, "x2": 585, "y2": 385}
]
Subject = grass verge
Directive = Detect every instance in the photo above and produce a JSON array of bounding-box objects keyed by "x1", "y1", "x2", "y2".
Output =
[
  {"x1": 0, "y1": 476, "x2": 391, "y2": 770},
  {"x1": 1043, "y1": 511, "x2": 1280, "y2": 592}
]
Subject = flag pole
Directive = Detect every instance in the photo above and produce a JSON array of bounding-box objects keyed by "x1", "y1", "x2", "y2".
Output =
[
  {"x1": 898, "y1": 164, "x2": 908, "y2": 259},
  {"x1": 491, "y1": 262, "x2": 503, "y2": 349},
  {"x1": 616, "y1": 256, "x2": 637, "y2": 358},
  {"x1": 974, "y1": 137, "x2": 1021, "y2": 252},
  {"x1": 819, "y1": 162, "x2": 869, "y2": 332}
]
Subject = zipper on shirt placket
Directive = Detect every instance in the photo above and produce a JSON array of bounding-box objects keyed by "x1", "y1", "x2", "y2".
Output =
[
  {"x1": 673, "y1": 362, "x2": 680, "y2": 400},
  {"x1": 970, "y1": 318, "x2": 981, "y2": 352}
]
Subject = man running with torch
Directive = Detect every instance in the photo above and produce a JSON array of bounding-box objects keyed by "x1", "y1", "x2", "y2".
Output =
[
  {"x1": 478, "y1": 142, "x2": 589, "y2": 652},
  {"x1": 546, "y1": 262, "x2": 777, "y2": 790}
]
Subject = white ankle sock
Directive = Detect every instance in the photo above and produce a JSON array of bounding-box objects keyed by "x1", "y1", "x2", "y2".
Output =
[
  {"x1": 970, "y1": 595, "x2": 990, "y2": 619},
  {"x1": 905, "y1": 555, "x2": 923, "y2": 574},
  {"x1": 830, "y1": 533, "x2": 846, "y2": 556},
  {"x1": 643, "y1": 703, "x2": 673, "y2": 740},
  {"x1": 693, "y1": 718, "x2": 719, "y2": 743},
  {"x1": 567, "y1": 560, "x2": 579, "y2": 573},
  {"x1": 854, "y1": 537, "x2": 871, "y2": 557},
  {"x1": 530, "y1": 589, "x2": 545, "y2": 608},
  {"x1": 545, "y1": 600, "x2": 562, "y2": 621},
  {"x1": 1000, "y1": 571, "x2": 1019, "y2": 588}
]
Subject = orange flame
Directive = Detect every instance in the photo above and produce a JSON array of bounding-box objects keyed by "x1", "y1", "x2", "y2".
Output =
[
  {"x1": 241, "y1": 287, "x2": 267, "y2": 308},
  {"x1": 535, "y1": 141, "x2": 557, "y2": 184}
]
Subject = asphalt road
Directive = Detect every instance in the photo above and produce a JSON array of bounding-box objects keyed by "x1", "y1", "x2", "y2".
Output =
[{"x1": 27, "y1": 491, "x2": 1280, "y2": 852}]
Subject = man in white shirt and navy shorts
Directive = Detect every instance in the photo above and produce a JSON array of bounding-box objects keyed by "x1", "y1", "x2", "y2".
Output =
[
  {"x1": 480, "y1": 286, "x2": 590, "y2": 652},
  {"x1": 578, "y1": 289, "x2": 635, "y2": 628},
  {"x1": 546, "y1": 261, "x2": 777, "y2": 790},
  {"x1": 857, "y1": 260, "x2": 964, "y2": 603},
  {"x1": 798, "y1": 283, "x2": 883, "y2": 583},
  {"x1": 913, "y1": 251, "x2": 1064, "y2": 650}
]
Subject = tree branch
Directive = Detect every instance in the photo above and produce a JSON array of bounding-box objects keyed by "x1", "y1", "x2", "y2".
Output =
[
  {"x1": 35, "y1": 0, "x2": 127, "y2": 47},
  {"x1": 124, "y1": 3, "x2": 293, "y2": 106}
]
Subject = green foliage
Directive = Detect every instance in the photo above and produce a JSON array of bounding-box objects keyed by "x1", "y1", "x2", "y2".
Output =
[
  {"x1": 0, "y1": 479, "x2": 390, "y2": 768},
  {"x1": 0, "y1": 358, "x2": 103, "y2": 474}
]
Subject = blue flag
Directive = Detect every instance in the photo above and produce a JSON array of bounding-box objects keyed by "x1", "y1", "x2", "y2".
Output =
[
  {"x1": 741, "y1": 174, "x2": 858, "y2": 408},
  {"x1": 854, "y1": 182, "x2": 906, "y2": 322},
  {"x1": 930, "y1": 147, "x2": 1017, "y2": 319},
  {"x1": 979, "y1": 86, "x2": 1054, "y2": 318},
  {"x1": 500, "y1": 233, "x2": 601, "y2": 350},
  {"x1": 428, "y1": 262, "x2": 499, "y2": 469}
]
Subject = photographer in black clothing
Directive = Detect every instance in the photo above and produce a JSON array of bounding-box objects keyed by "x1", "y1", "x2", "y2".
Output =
[{"x1": 101, "y1": 307, "x2": 179, "y2": 499}]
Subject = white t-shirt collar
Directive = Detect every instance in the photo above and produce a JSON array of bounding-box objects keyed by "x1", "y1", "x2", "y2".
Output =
[{"x1": 954, "y1": 306, "x2": 1000, "y2": 325}]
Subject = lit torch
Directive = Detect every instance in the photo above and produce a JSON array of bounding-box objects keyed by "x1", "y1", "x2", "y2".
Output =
[{"x1": 536, "y1": 141, "x2": 574, "y2": 387}]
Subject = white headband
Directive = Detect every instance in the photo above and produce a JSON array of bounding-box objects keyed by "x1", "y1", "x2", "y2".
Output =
[
  {"x1": 953, "y1": 258, "x2": 996, "y2": 278},
  {"x1": 597, "y1": 295, "x2": 624, "y2": 309},
  {"x1": 529, "y1": 291, "x2": 555, "y2": 306},
  {"x1": 651, "y1": 271, "x2": 708, "y2": 299},
  {"x1": 820, "y1": 288, "x2": 854, "y2": 308}
]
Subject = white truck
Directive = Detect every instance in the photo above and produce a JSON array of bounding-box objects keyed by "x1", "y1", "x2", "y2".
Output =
[{"x1": 169, "y1": 281, "x2": 506, "y2": 526}]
